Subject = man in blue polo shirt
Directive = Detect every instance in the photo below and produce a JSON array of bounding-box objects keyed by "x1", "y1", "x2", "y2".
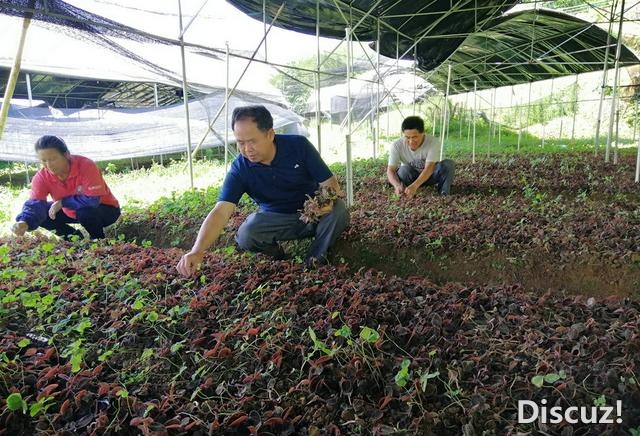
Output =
[{"x1": 176, "y1": 105, "x2": 349, "y2": 276}]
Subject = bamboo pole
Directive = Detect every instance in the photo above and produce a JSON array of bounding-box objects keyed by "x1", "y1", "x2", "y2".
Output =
[{"x1": 0, "y1": 3, "x2": 35, "y2": 141}]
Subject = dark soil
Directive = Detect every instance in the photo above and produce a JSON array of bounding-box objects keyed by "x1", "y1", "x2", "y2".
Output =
[{"x1": 332, "y1": 242, "x2": 640, "y2": 300}]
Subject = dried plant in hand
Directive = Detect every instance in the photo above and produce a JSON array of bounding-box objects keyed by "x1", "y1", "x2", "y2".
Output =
[{"x1": 299, "y1": 186, "x2": 343, "y2": 223}]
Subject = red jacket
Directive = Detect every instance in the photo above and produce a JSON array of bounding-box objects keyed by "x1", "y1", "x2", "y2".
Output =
[{"x1": 30, "y1": 155, "x2": 119, "y2": 219}]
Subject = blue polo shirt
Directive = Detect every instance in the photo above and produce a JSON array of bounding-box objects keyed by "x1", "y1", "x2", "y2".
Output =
[{"x1": 218, "y1": 134, "x2": 333, "y2": 213}]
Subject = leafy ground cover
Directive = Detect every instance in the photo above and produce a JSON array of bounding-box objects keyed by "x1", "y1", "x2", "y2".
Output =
[
  {"x1": 114, "y1": 152, "x2": 640, "y2": 297},
  {"x1": 1, "y1": 152, "x2": 640, "y2": 435},
  {"x1": 1, "y1": 237, "x2": 639, "y2": 435}
]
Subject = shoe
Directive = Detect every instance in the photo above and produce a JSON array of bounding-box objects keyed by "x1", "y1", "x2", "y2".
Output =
[
  {"x1": 304, "y1": 256, "x2": 328, "y2": 270},
  {"x1": 262, "y1": 243, "x2": 287, "y2": 260}
]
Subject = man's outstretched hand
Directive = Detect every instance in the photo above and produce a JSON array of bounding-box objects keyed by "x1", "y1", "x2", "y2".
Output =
[{"x1": 176, "y1": 250, "x2": 205, "y2": 277}]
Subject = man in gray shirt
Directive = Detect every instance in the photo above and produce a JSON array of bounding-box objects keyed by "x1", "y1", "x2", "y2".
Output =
[{"x1": 386, "y1": 115, "x2": 455, "y2": 198}]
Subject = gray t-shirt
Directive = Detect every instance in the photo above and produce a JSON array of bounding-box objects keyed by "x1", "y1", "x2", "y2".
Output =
[{"x1": 388, "y1": 134, "x2": 440, "y2": 170}]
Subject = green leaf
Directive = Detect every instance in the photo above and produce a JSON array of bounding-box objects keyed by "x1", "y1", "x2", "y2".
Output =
[
  {"x1": 98, "y1": 349, "x2": 114, "y2": 362},
  {"x1": 17, "y1": 338, "x2": 31, "y2": 348},
  {"x1": 420, "y1": 370, "x2": 439, "y2": 392},
  {"x1": 334, "y1": 325, "x2": 351, "y2": 338},
  {"x1": 74, "y1": 318, "x2": 92, "y2": 335},
  {"x1": 531, "y1": 375, "x2": 544, "y2": 388},
  {"x1": 146, "y1": 311, "x2": 159, "y2": 322},
  {"x1": 170, "y1": 341, "x2": 184, "y2": 354},
  {"x1": 141, "y1": 348, "x2": 154, "y2": 360},
  {"x1": 395, "y1": 372, "x2": 409, "y2": 387},
  {"x1": 593, "y1": 394, "x2": 606, "y2": 407},
  {"x1": 359, "y1": 326, "x2": 380, "y2": 343},
  {"x1": 6, "y1": 392, "x2": 27, "y2": 412},
  {"x1": 544, "y1": 372, "x2": 564, "y2": 384}
]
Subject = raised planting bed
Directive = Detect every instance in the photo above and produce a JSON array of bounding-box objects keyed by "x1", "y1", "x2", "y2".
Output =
[
  {"x1": 1, "y1": 237, "x2": 639, "y2": 434},
  {"x1": 113, "y1": 153, "x2": 640, "y2": 298}
]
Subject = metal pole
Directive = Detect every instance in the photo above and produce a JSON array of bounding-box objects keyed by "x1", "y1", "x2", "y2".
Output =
[
  {"x1": 345, "y1": 27, "x2": 353, "y2": 207},
  {"x1": 153, "y1": 83, "x2": 162, "y2": 165},
  {"x1": 24, "y1": 69, "x2": 33, "y2": 184},
  {"x1": 262, "y1": 0, "x2": 268, "y2": 60},
  {"x1": 466, "y1": 91, "x2": 472, "y2": 141},
  {"x1": 225, "y1": 41, "x2": 230, "y2": 174},
  {"x1": 489, "y1": 87, "x2": 496, "y2": 158},
  {"x1": 526, "y1": 81, "x2": 532, "y2": 143},
  {"x1": 26, "y1": 73, "x2": 33, "y2": 106},
  {"x1": 571, "y1": 74, "x2": 578, "y2": 140},
  {"x1": 595, "y1": 1, "x2": 616, "y2": 154},
  {"x1": 614, "y1": 103, "x2": 620, "y2": 164},
  {"x1": 0, "y1": 1, "x2": 34, "y2": 141},
  {"x1": 517, "y1": 86, "x2": 523, "y2": 151},
  {"x1": 460, "y1": 89, "x2": 467, "y2": 139},
  {"x1": 636, "y1": 130, "x2": 640, "y2": 182},
  {"x1": 413, "y1": 45, "x2": 417, "y2": 114},
  {"x1": 606, "y1": 0, "x2": 625, "y2": 163},
  {"x1": 375, "y1": 17, "x2": 380, "y2": 159},
  {"x1": 432, "y1": 107, "x2": 437, "y2": 136},
  {"x1": 316, "y1": 0, "x2": 322, "y2": 155},
  {"x1": 178, "y1": 0, "x2": 194, "y2": 189},
  {"x1": 472, "y1": 80, "x2": 477, "y2": 164},
  {"x1": 439, "y1": 64, "x2": 451, "y2": 161},
  {"x1": 634, "y1": 99, "x2": 638, "y2": 143},
  {"x1": 542, "y1": 78, "x2": 554, "y2": 148}
]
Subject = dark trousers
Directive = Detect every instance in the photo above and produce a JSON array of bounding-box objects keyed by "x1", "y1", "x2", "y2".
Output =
[
  {"x1": 40, "y1": 203, "x2": 121, "y2": 240},
  {"x1": 397, "y1": 159, "x2": 455, "y2": 195},
  {"x1": 235, "y1": 199, "x2": 349, "y2": 262}
]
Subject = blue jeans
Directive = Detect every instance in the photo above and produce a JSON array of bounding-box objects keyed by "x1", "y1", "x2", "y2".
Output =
[
  {"x1": 235, "y1": 199, "x2": 349, "y2": 262},
  {"x1": 40, "y1": 204, "x2": 121, "y2": 240},
  {"x1": 397, "y1": 159, "x2": 455, "y2": 195}
]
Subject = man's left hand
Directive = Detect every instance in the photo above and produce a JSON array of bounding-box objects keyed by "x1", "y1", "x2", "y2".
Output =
[
  {"x1": 404, "y1": 185, "x2": 418, "y2": 199},
  {"x1": 317, "y1": 202, "x2": 334, "y2": 217}
]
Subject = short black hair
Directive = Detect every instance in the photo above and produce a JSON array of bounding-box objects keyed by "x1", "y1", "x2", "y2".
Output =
[
  {"x1": 401, "y1": 116, "x2": 425, "y2": 133},
  {"x1": 231, "y1": 105, "x2": 273, "y2": 132},
  {"x1": 34, "y1": 135, "x2": 69, "y2": 154}
]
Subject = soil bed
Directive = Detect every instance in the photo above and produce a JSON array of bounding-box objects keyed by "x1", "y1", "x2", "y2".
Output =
[{"x1": 334, "y1": 242, "x2": 640, "y2": 300}]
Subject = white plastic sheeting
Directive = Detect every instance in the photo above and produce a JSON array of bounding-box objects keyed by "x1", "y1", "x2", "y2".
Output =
[{"x1": 1, "y1": 89, "x2": 305, "y2": 162}]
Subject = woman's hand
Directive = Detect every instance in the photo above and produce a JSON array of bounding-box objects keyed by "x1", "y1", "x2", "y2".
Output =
[
  {"x1": 48, "y1": 200, "x2": 62, "y2": 220},
  {"x1": 11, "y1": 221, "x2": 28, "y2": 236}
]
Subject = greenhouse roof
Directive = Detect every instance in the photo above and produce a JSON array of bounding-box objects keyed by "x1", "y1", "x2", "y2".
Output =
[
  {"x1": 0, "y1": 0, "x2": 638, "y2": 104},
  {"x1": 227, "y1": 0, "x2": 640, "y2": 93}
]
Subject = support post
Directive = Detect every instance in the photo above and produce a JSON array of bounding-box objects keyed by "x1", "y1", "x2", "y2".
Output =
[
  {"x1": 315, "y1": 0, "x2": 322, "y2": 155},
  {"x1": 472, "y1": 80, "x2": 477, "y2": 164},
  {"x1": 345, "y1": 27, "x2": 353, "y2": 207},
  {"x1": 439, "y1": 64, "x2": 451, "y2": 161},
  {"x1": 225, "y1": 41, "x2": 230, "y2": 174},
  {"x1": 595, "y1": 1, "x2": 616, "y2": 154},
  {"x1": 0, "y1": 1, "x2": 35, "y2": 141},
  {"x1": 606, "y1": 0, "x2": 625, "y2": 163},
  {"x1": 178, "y1": 0, "x2": 194, "y2": 189},
  {"x1": 571, "y1": 74, "x2": 578, "y2": 140}
]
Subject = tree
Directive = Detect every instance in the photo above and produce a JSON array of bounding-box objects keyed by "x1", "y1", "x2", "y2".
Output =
[{"x1": 270, "y1": 48, "x2": 368, "y2": 115}]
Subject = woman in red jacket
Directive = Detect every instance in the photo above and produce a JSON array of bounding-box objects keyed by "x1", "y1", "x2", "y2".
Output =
[{"x1": 11, "y1": 135, "x2": 120, "y2": 240}]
